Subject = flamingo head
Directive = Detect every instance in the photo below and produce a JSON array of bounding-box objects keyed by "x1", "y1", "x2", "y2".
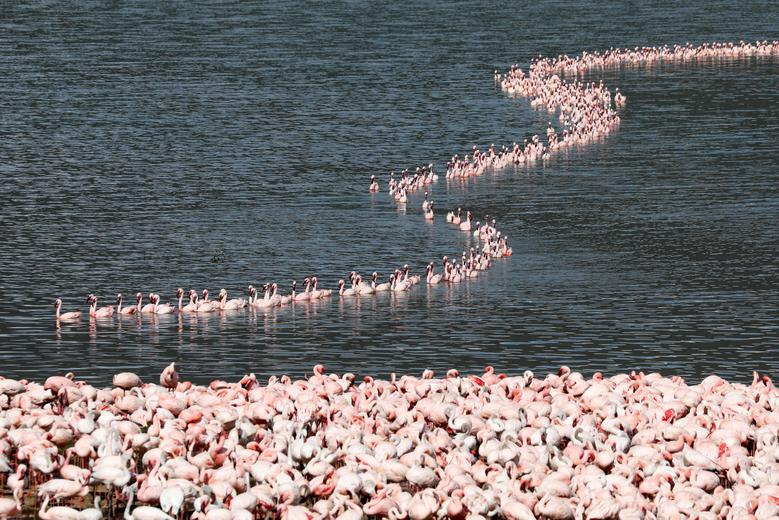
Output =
[
  {"x1": 291, "y1": 281, "x2": 296, "y2": 290},
  {"x1": 304, "y1": 277, "x2": 311, "y2": 287},
  {"x1": 372, "y1": 272, "x2": 378, "y2": 281},
  {"x1": 116, "y1": 294, "x2": 123, "y2": 303},
  {"x1": 54, "y1": 298, "x2": 62, "y2": 308},
  {"x1": 219, "y1": 288, "x2": 227, "y2": 299},
  {"x1": 176, "y1": 288, "x2": 184, "y2": 298},
  {"x1": 86, "y1": 294, "x2": 95, "y2": 304},
  {"x1": 202, "y1": 289, "x2": 208, "y2": 299},
  {"x1": 272, "y1": 283, "x2": 278, "y2": 291},
  {"x1": 247, "y1": 286, "x2": 256, "y2": 298},
  {"x1": 136, "y1": 292, "x2": 143, "y2": 302},
  {"x1": 389, "y1": 274, "x2": 395, "y2": 282},
  {"x1": 312, "y1": 277, "x2": 318, "y2": 288},
  {"x1": 338, "y1": 279, "x2": 345, "y2": 289}
]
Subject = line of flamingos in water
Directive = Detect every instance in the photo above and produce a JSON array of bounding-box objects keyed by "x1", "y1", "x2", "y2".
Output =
[
  {"x1": 54, "y1": 211, "x2": 513, "y2": 321},
  {"x1": 15, "y1": 38, "x2": 779, "y2": 519}
]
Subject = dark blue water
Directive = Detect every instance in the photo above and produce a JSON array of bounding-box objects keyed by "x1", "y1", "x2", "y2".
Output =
[{"x1": 0, "y1": 2, "x2": 777, "y2": 385}]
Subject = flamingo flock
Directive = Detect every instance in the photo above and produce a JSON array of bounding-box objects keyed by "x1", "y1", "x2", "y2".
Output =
[
  {"x1": 34, "y1": 38, "x2": 779, "y2": 517},
  {"x1": 0, "y1": 365, "x2": 779, "y2": 519}
]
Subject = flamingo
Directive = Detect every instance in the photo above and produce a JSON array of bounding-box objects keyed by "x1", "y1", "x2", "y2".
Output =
[
  {"x1": 424, "y1": 201, "x2": 434, "y2": 220},
  {"x1": 372, "y1": 272, "x2": 391, "y2": 292},
  {"x1": 38, "y1": 495, "x2": 81, "y2": 520},
  {"x1": 292, "y1": 279, "x2": 310, "y2": 302},
  {"x1": 54, "y1": 298, "x2": 81, "y2": 321},
  {"x1": 140, "y1": 293, "x2": 156, "y2": 314},
  {"x1": 219, "y1": 289, "x2": 246, "y2": 310},
  {"x1": 459, "y1": 210, "x2": 472, "y2": 231},
  {"x1": 194, "y1": 291, "x2": 217, "y2": 313},
  {"x1": 269, "y1": 284, "x2": 282, "y2": 306},
  {"x1": 117, "y1": 294, "x2": 136, "y2": 315},
  {"x1": 338, "y1": 279, "x2": 357, "y2": 297},
  {"x1": 355, "y1": 275, "x2": 375, "y2": 295},
  {"x1": 403, "y1": 264, "x2": 420, "y2": 285},
  {"x1": 253, "y1": 284, "x2": 273, "y2": 308},
  {"x1": 369, "y1": 175, "x2": 379, "y2": 193},
  {"x1": 312, "y1": 277, "x2": 331, "y2": 298},
  {"x1": 452, "y1": 208, "x2": 462, "y2": 225},
  {"x1": 181, "y1": 290, "x2": 198, "y2": 312},
  {"x1": 87, "y1": 294, "x2": 114, "y2": 318},
  {"x1": 426, "y1": 263, "x2": 443, "y2": 285},
  {"x1": 152, "y1": 294, "x2": 174, "y2": 315},
  {"x1": 0, "y1": 489, "x2": 22, "y2": 520}
]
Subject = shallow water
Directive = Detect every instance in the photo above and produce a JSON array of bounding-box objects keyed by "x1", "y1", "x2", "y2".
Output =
[{"x1": 0, "y1": 2, "x2": 777, "y2": 385}]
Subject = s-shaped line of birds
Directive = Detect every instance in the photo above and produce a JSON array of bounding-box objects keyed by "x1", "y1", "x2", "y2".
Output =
[{"x1": 54, "y1": 39, "x2": 779, "y2": 325}]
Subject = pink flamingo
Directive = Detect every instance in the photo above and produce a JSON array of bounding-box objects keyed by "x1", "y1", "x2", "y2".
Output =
[
  {"x1": 426, "y1": 263, "x2": 443, "y2": 284},
  {"x1": 140, "y1": 293, "x2": 156, "y2": 314},
  {"x1": 87, "y1": 294, "x2": 114, "y2": 318},
  {"x1": 459, "y1": 210, "x2": 472, "y2": 231},
  {"x1": 160, "y1": 362, "x2": 179, "y2": 391},
  {"x1": 313, "y1": 277, "x2": 331, "y2": 297},
  {"x1": 152, "y1": 293, "x2": 174, "y2": 314},
  {"x1": 54, "y1": 298, "x2": 81, "y2": 321},
  {"x1": 181, "y1": 290, "x2": 198, "y2": 312},
  {"x1": 338, "y1": 279, "x2": 357, "y2": 297},
  {"x1": 0, "y1": 489, "x2": 22, "y2": 520},
  {"x1": 292, "y1": 279, "x2": 310, "y2": 302},
  {"x1": 117, "y1": 294, "x2": 136, "y2": 315},
  {"x1": 372, "y1": 272, "x2": 391, "y2": 292}
]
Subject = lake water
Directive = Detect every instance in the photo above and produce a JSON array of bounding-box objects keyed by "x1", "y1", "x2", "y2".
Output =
[{"x1": 0, "y1": 2, "x2": 777, "y2": 386}]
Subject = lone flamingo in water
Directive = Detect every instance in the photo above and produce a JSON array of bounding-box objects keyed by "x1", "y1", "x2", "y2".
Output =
[{"x1": 54, "y1": 298, "x2": 81, "y2": 321}]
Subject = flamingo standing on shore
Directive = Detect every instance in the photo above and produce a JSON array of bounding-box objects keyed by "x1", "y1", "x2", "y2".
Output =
[
  {"x1": 424, "y1": 201, "x2": 434, "y2": 220},
  {"x1": 160, "y1": 363, "x2": 179, "y2": 391},
  {"x1": 459, "y1": 210, "x2": 473, "y2": 231},
  {"x1": 0, "y1": 489, "x2": 22, "y2": 520},
  {"x1": 54, "y1": 298, "x2": 81, "y2": 321}
]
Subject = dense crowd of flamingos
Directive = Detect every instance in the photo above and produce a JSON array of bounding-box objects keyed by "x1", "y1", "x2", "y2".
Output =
[
  {"x1": 1, "y1": 365, "x2": 779, "y2": 520},
  {"x1": 26, "y1": 38, "x2": 779, "y2": 518}
]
